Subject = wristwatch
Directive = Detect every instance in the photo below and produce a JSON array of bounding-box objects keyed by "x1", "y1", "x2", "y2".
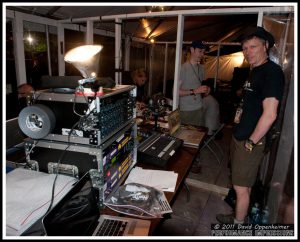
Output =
[
  {"x1": 245, "y1": 138, "x2": 256, "y2": 152},
  {"x1": 190, "y1": 89, "x2": 195, "y2": 96}
]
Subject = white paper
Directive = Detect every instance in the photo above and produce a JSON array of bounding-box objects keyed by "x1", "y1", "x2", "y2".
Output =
[{"x1": 125, "y1": 167, "x2": 178, "y2": 192}]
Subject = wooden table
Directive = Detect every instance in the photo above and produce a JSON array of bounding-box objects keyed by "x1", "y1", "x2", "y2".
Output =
[
  {"x1": 139, "y1": 146, "x2": 199, "y2": 235},
  {"x1": 101, "y1": 127, "x2": 207, "y2": 235},
  {"x1": 101, "y1": 146, "x2": 198, "y2": 235}
]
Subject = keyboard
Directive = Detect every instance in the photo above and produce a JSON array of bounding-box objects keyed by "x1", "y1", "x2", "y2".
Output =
[{"x1": 95, "y1": 218, "x2": 128, "y2": 236}]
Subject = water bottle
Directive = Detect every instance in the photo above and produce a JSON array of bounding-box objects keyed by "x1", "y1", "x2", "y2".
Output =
[
  {"x1": 261, "y1": 206, "x2": 270, "y2": 224},
  {"x1": 250, "y1": 203, "x2": 261, "y2": 224}
]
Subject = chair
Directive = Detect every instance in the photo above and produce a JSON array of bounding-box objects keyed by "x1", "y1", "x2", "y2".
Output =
[{"x1": 200, "y1": 123, "x2": 225, "y2": 165}]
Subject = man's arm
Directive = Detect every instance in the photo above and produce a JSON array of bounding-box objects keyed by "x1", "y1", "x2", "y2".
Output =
[
  {"x1": 248, "y1": 97, "x2": 279, "y2": 144},
  {"x1": 178, "y1": 80, "x2": 210, "y2": 96},
  {"x1": 179, "y1": 80, "x2": 192, "y2": 96}
]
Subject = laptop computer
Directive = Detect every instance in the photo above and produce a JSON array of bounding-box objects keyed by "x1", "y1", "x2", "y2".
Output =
[
  {"x1": 168, "y1": 109, "x2": 207, "y2": 148},
  {"x1": 42, "y1": 172, "x2": 151, "y2": 236}
]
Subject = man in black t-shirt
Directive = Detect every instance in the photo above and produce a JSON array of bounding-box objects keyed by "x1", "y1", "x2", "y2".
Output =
[{"x1": 216, "y1": 27, "x2": 284, "y2": 224}]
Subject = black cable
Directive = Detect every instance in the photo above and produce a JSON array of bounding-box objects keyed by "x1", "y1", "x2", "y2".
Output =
[
  {"x1": 19, "y1": 88, "x2": 98, "y2": 235},
  {"x1": 43, "y1": 143, "x2": 71, "y2": 216},
  {"x1": 41, "y1": 118, "x2": 79, "y2": 223},
  {"x1": 76, "y1": 89, "x2": 98, "y2": 131},
  {"x1": 42, "y1": 89, "x2": 97, "y2": 218},
  {"x1": 73, "y1": 87, "x2": 90, "y2": 117},
  {"x1": 25, "y1": 143, "x2": 71, "y2": 236},
  {"x1": 32, "y1": 88, "x2": 98, "y2": 231}
]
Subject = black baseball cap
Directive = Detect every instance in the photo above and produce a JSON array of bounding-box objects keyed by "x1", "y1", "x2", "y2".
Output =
[
  {"x1": 191, "y1": 40, "x2": 207, "y2": 49},
  {"x1": 242, "y1": 26, "x2": 275, "y2": 49}
]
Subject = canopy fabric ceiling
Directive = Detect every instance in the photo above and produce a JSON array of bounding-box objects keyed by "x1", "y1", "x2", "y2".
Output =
[{"x1": 7, "y1": 5, "x2": 259, "y2": 55}]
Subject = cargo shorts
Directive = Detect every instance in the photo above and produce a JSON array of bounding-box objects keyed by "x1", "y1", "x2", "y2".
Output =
[{"x1": 230, "y1": 136, "x2": 266, "y2": 187}]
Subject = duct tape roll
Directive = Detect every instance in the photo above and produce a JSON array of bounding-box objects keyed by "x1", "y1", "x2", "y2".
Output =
[{"x1": 18, "y1": 104, "x2": 56, "y2": 139}]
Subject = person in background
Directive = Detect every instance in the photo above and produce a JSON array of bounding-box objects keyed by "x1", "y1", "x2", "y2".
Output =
[
  {"x1": 216, "y1": 26, "x2": 285, "y2": 224},
  {"x1": 179, "y1": 40, "x2": 210, "y2": 127},
  {"x1": 17, "y1": 83, "x2": 34, "y2": 112},
  {"x1": 120, "y1": 68, "x2": 148, "y2": 117},
  {"x1": 130, "y1": 68, "x2": 148, "y2": 103},
  {"x1": 179, "y1": 40, "x2": 210, "y2": 173}
]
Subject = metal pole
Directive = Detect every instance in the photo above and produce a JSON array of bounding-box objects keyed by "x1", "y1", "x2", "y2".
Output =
[
  {"x1": 59, "y1": 7, "x2": 292, "y2": 23},
  {"x1": 57, "y1": 24, "x2": 65, "y2": 76},
  {"x1": 214, "y1": 44, "x2": 221, "y2": 92},
  {"x1": 13, "y1": 12, "x2": 27, "y2": 85},
  {"x1": 280, "y1": 13, "x2": 291, "y2": 67},
  {"x1": 86, "y1": 20, "x2": 94, "y2": 44},
  {"x1": 115, "y1": 18, "x2": 122, "y2": 85},
  {"x1": 148, "y1": 44, "x2": 154, "y2": 97},
  {"x1": 172, "y1": 14, "x2": 184, "y2": 110},
  {"x1": 124, "y1": 35, "x2": 131, "y2": 71},
  {"x1": 163, "y1": 43, "x2": 168, "y2": 95},
  {"x1": 45, "y1": 25, "x2": 52, "y2": 76}
]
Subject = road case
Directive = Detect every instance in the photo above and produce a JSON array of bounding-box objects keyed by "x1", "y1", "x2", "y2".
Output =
[
  {"x1": 19, "y1": 85, "x2": 136, "y2": 146},
  {"x1": 24, "y1": 121, "x2": 137, "y2": 207}
]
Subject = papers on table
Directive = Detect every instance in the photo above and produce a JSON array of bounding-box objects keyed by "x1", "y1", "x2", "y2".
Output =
[{"x1": 125, "y1": 166, "x2": 178, "y2": 192}]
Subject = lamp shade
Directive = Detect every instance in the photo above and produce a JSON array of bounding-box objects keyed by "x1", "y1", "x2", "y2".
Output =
[{"x1": 64, "y1": 45, "x2": 103, "y2": 78}]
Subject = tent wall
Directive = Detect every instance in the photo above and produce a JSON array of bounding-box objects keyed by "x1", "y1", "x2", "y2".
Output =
[
  {"x1": 150, "y1": 44, "x2": 178, "y2": 95},
  {"x1": 261, "y1": 13, "x2": 295, "y2": 223},
  {"x1": 204, "y1": 52, "x2": 246, "y2": 82},
  {"x1": 130, "y1": 42, "x2": 148, "y2": 71}
]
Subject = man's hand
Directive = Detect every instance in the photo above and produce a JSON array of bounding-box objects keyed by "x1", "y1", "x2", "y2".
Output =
[
  {"x1": 194, "y1": 85, "x2": 210, "y2": 95},
  {"x1": 244, "y1": 139, "x2": 255, "y2": 152}
]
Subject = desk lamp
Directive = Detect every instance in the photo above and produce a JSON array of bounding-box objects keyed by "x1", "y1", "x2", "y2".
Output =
[{"x1": 64, "y1": 45, "x2": 103, "y2": 95}]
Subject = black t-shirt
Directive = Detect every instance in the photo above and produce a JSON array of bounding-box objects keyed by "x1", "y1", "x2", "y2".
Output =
[{"x1": 233, "y1": 60, "x2": 285, "y2": 140}]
